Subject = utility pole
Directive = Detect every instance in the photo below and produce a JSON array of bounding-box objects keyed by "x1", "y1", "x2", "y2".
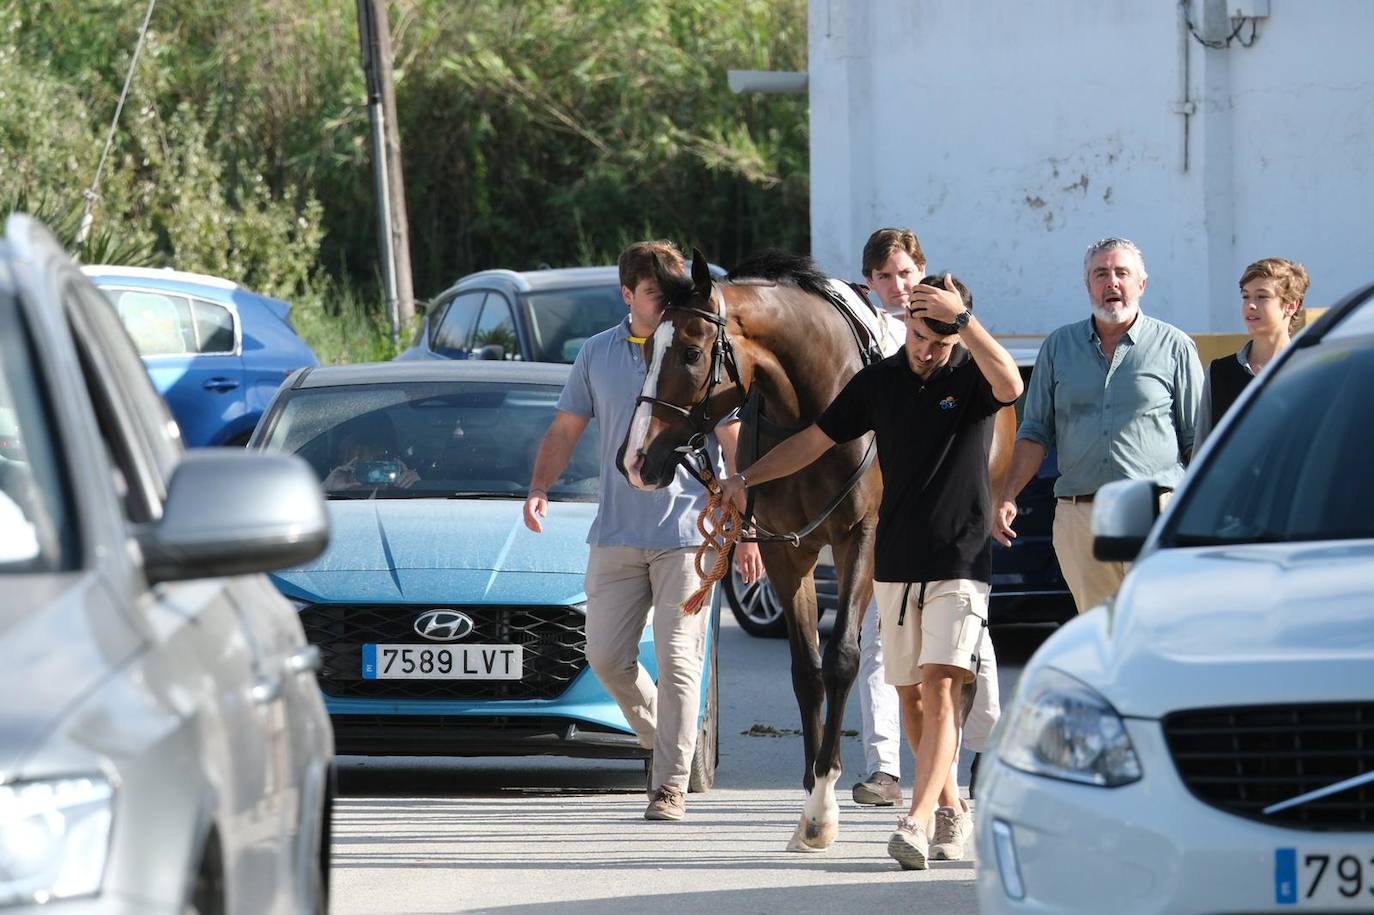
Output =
[{"x1": 356, "y1": 0, "x2": 415, "y2": 346}]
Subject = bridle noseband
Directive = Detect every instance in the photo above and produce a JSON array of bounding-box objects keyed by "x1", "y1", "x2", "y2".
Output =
[{"x1": 633, "y1": 286, "x2": 743, "y2": 444}]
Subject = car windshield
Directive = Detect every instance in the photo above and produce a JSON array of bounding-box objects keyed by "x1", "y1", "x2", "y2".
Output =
[
  {"x1": 260, "y1": 380, "x2": 600, "y2": 500},
  {"x1": 1163, "y1": 340, "x2": 1374, "y2": 546},
  {"x1": 0, "y1": 298, "x2": 77, "y2": 572},
  {"x1": 522, "y1": 286, "x2": 626, "y2": 363}
]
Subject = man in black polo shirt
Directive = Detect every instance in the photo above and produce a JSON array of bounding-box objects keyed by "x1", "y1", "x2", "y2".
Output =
[{"x1": 718, "y1": 274, "x2": 1023, "y2": 870}]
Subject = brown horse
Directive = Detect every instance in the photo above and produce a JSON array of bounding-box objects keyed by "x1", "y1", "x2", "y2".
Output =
[{"x1": 617, "y1": 249, "x2": 882, "y2": 851}]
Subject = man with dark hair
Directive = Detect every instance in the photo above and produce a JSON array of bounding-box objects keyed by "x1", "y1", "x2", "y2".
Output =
[
  {"x1": 524, "y1": 240, "x2": 760, "y2": 822},
  {"x1": 720, "y1": 272, "x2": 1023, "y2": 869}
]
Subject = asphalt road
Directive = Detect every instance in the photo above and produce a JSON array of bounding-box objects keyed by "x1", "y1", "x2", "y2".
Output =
[{"x1": 329, "y1": 613, "x2": 1053, "y2": 914}]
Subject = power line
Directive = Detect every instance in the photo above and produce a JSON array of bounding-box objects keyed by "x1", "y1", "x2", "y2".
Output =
[{"x1": 77, "y1": 0, "x2": 158, "y2": 247}]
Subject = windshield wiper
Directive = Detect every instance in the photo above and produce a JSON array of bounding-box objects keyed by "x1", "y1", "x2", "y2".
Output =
[
  {"x1": 1169, "y1": 529, "x2": 1287, "y2": 546},
  {"x1": 444, "y1": 491, "x2": 521, "y2": 500}
]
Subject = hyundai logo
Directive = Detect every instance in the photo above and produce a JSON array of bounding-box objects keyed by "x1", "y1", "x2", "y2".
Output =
[{"x1": 413, "y1": 609, "x2": 475, "y2": 642}]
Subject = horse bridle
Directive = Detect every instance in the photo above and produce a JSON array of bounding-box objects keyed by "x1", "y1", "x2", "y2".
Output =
[
  {"x1": 632, "y1": 286, "x2": 743, "y2": 470},
  {"x1": 631, "y1": 283, "x2": 877, "y2": 546}
]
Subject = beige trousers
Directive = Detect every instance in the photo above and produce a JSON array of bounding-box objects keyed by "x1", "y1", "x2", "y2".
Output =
[
  {"x1": 584, "y1": 546, "x2": 711, "y2": 793},
  {"x1": 1052, "y1": 492, "x2": 1171, "y2": 612},
  {"x1": 1052, "y1": 500, "x2": 1128, "y2": 613}
]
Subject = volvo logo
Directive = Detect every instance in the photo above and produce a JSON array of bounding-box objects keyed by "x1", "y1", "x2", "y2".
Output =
[{"x1": 413, "y1": 609, "x2": 475, "y2": 642}]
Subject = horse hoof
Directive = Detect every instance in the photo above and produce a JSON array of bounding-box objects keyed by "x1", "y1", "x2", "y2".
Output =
[
  {"x1": 786, "y1": 813, "x2": 829, "y2": 852},
  {"x1": 803, "y1": 816, "x2": 838, "y2": 849},
  {"x1": 785, "y1": 812, "x2": 836, "y2": 852}
]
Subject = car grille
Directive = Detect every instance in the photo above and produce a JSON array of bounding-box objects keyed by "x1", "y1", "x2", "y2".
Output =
[
  {"x1": 1163, "y1": 703, "x2": 1374, "y2": 831},
  {"x1": 300, "y1": 603, "x2": 587, "y2": 701}
]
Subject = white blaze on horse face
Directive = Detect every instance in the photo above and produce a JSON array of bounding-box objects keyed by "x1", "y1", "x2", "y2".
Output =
[{"x1": 625, "y1": 321, "x2": 676, "y2": 490}]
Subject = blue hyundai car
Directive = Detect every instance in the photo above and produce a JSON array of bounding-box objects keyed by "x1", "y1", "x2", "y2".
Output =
[
  {"x1": 249, "y1": 361, "x2": 721, "y2": 790},
  {"x1": 83, "y1": 266, "x2": 319, "y2": 446}
]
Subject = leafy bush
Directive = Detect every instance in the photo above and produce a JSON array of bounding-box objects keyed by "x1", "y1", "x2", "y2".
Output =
[{"x1": 1, "y1": 0, "x2": 808, "y2": 364}]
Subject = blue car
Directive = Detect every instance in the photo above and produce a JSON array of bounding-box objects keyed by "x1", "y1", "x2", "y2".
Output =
[
  {"x1": 249, "y1": 361, "x2": 721, "y2": 790},
  {"x1": 83, "y1": 266, "x2": 319, "y2": 446}
]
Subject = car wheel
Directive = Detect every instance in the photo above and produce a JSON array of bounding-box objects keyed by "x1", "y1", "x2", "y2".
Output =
[
  {"x1": 688, "y1": 634, "x2": 718, "y2": 793},
  {"x1": 723, "y1": 553, "x2": 788, "y2": 638}
]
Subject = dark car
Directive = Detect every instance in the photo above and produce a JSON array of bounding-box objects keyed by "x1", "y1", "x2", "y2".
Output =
[
  {"x1": 82, "y1": 266, "x2": 320, "y2": 446},
  {"x1": 725, "y1": 348, "x2": 1074, "y2": 636},
  {"x1": 398, "y1": 264, "x2": 726, "y2": 365}
]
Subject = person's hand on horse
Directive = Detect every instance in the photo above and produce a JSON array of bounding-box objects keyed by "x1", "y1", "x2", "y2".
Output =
[
  {"x1": 906, "y1": 274, "x2": 967, "y2": 325},
  {"x1": 734, "y1": 540, "x2": 764, "y2": 584},
  {"x1": 719, "y1": 472, "x2": 748, "y2": 515},
  {"x1": 993, "y1": 497, "x2": 1018, "y2": 547},
  {"x1": 523, "y1": 490, "x2": 549, "y2": 534}
]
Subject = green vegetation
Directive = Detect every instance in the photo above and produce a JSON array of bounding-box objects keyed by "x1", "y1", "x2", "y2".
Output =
[{"x1": 0, "y1": 0, "x2": 807, "y2": 362}]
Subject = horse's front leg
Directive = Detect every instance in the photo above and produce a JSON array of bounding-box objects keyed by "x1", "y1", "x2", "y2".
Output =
[{"x1": 763, "y1": 547, "x2": 831, "y2": 852}]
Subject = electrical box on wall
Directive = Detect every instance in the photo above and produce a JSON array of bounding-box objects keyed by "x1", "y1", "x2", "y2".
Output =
[{"x1": 1230, "y1": 0, "x2": 1270, "y2": 17}]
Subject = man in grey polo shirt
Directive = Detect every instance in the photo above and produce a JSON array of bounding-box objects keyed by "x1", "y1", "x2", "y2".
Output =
[
  {"x1": 996, "y1": 237, "x2": 1202, "y2": 612},
  {"x1": 523, "y1": 240, "x2": 759, "y2": 822}
]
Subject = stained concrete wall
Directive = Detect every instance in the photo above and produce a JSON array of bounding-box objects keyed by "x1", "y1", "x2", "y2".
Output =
[{"x1": 807, "y1": 0, "x2": 1374, "y2": 333}]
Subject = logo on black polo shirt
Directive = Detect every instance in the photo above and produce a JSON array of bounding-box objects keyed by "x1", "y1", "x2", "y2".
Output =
[{"x1": 938, "y1": 395, "x2": 958, "y2": 411}]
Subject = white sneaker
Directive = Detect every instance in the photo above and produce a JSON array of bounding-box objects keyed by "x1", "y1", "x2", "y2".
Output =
[
  {"x1": 886, "y1": 814, "x2": 929, "y2": 870},
  {"x1": 929, "y1": 804, "x2": 973, "y2": 861}
]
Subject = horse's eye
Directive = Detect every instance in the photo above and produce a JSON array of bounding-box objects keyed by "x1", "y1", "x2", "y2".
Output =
[{"x1": 683, "y1": 347, "x2": 703, "y2": 365}]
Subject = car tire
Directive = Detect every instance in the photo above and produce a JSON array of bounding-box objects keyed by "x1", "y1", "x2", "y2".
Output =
[
  {"x1": 687, "y1": 630, "x2": 719, "y2": 793},
  {"x1": 722, "y1": 548, "x2": 828, "y2": 638},
  {"x1": 722, "y1": 550, "x2": 788, "y2": 638}
]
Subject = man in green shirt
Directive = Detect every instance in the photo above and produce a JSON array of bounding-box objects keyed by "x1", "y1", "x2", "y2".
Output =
[{"x1": 996, "y1": 237, "x2": 1202, "y2": 612}]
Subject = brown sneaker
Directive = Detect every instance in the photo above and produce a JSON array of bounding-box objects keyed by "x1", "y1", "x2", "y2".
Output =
[
  {"x1": 644, "y1": 785, "x2": 686, "y2": 821},
  {"x1": 852, "y1": 771, "x2": 902, "y2": 806}
]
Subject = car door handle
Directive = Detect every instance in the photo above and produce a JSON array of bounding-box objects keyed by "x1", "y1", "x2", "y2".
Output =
[
  {"x1": 286, "y1": 645, "x2": 322, "y2": 675},
  {"x1": 202, "y1": 377, "x2": 240, "y2": 392},
  {"x1": 250, "y1": 675, "x2": 282, "y2": 705}
]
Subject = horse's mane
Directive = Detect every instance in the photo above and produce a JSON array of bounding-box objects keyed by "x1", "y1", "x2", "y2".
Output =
[
  {"x1": 728, "y1": 250, "x2": 833, "y2": 300},
  {"x1": 657, "y1": 249, "x2": 835, "y2": 311}
]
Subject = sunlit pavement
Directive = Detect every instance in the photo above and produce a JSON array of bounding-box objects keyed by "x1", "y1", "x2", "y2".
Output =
[{"x1": 328, "y1": 616, "x2": 1050, "y2": 914}]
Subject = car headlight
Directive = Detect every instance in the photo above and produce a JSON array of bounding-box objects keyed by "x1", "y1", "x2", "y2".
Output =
[
  {"x1": 0, "y1": 776, "x2": 114, "y2": 905},
  {"x1": 998, "y1": 668, "x2": 1142, "y2": 787}
]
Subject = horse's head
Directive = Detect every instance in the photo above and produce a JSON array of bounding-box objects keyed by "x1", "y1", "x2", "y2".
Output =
[{"x1": 618, "y1": 249, "x2": 742, "y2": 490}]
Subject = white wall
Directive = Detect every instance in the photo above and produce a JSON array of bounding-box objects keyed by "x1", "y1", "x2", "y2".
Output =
[{"x1": 808, "y1": 0, "x2": 1374, "y2": 334}]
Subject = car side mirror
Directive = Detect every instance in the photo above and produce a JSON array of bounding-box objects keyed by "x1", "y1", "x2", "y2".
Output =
[
  {"x1": 1092, "y1": 479, "x2": 1164, "y2": 562},
  {"x1": 135, "y1": 450, "x2": 329, "y2": 583},
  {"x1": 477, "y1": 343, "x2": 505, "y2": 360}
]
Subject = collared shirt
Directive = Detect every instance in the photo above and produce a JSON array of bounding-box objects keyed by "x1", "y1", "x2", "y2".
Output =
[
  {"x1": 1017, "y1": 312, "x2": 1203, "y2": 497},
  {"x1": 557, "y1": 316, "x2": 720, "y2": 548},
  {"x1": 817, "y1": 346, "x2": 1006, "y2": 583},
  {"x1": 1195, "y1": 340, "x2": 1256, "y2": 448}
]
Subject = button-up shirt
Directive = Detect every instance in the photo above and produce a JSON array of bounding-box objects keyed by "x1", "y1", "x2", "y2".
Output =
[
  {"x1": 558, "y1": 316, "x2": 720, "y2": 548},
  {"x1": 1017, "y1": 312, "x2": 1203, "y2": 497}
]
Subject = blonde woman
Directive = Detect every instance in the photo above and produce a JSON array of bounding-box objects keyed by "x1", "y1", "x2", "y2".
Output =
[{"x1": 1195, "y1": 257, "x2": 1309, "y2": 448}]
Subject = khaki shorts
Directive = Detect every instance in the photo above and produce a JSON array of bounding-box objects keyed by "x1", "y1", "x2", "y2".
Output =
[{"x1": 874, "y1": 579, "x2": 990, "y2": 686}]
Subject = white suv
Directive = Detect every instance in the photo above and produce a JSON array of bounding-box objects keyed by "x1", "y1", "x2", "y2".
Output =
[{"x1": 976, "y1": 280, "x2": 1374, "y2": 914}]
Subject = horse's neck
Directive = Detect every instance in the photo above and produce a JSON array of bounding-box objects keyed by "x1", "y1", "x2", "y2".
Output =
[{"x1": 730, "y1": 288, "x2": 863, "y2": 428}]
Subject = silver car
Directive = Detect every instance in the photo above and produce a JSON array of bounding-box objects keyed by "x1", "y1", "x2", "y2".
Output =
[{"x1": 0, "y1": 215, "x2": 333, "y2": 914}]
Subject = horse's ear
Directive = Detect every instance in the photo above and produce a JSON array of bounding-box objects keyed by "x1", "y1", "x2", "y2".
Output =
[{"x1": 691, "y1": 248, "x2": 712, "y2": 295}]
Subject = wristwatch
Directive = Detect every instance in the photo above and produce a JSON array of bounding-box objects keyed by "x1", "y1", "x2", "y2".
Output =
[
  {"x1": 732, "y1": 471, "x2": 749, "y2": 487},
  {"x1": 953, "y1": 309, "x2": 972, "y2": 329}
]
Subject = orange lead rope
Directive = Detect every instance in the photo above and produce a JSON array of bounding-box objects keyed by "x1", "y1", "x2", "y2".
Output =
[{"x1": 681, "y1": 477, "x2": 745, "y2": 615}]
